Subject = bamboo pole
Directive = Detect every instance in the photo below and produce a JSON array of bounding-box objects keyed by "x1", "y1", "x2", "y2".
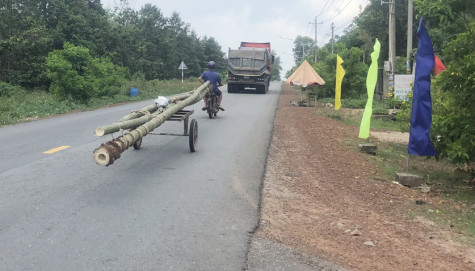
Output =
[
  {"x1": 95, "y1": 107, "x2": 164, "y2": 136},
  {"x1": 117, "y1": 92, "x2": 195, "y2": 122},
  {"x1": 93, "y1": 82, "x2": 209, "y2": 166},
  {"x1": 95, "y1": 87, "x2": 203, "y2": 136}
]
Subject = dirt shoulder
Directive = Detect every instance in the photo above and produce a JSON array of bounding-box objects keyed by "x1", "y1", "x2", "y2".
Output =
[{"x1": 251, "y1": 85, "x2": 475, "y2": 270}]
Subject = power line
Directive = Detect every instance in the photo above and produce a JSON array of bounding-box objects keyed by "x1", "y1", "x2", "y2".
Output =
[
  {"x1": 326, "y1": 0, "x2": 353, "y2": 22},
  {"x1": 318, "y1": 0, "x2": 332, "y2": 17},
  {"x1": 319, "y1": 0, "x2": 337, "y2": 17}
]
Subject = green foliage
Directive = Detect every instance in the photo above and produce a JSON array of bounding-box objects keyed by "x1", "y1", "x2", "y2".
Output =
[
  {"x1": 395, "y1": 32, "x2": 475, "y2": 166},
  {"x1": 430, "y1": 33, "x2": 475, "y2": 165},
  {"x1": 1, "y1": 1, "x2": 227, "y2": 90},
  {"x1": 0, "y1": 77, "x2": 200, "y2": 126},
  {"x1": 46, "y1": 42, "x2": 126, "y2": 102},
  {"x1": 342, "y1": 98, "x2": 367, "y2": 109},
  {"x1": 309, "y1": 43, "x2": 368, "y2": 99},
  {"x1": 270, "y1": 55, "x2": 283, "y2": 81},
  {"x1": 0, "y1": 87, "x2": 83, "y2": 126},
  {"x1": 0, "y1": 82, "x2": 20, "y2": 97},
  {"x1": 293, "y1": 35, "x2": 315, "y2": 63},
  {"x1": 339, "y1": 0, "x2": 410, "y2": 64}
]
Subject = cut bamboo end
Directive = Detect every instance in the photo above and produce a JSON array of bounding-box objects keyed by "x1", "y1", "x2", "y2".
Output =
[
  {"x1": 95, "y1": 127, "x2": 105, "y2": 137},
  {"x1": 93, "y1": 147, "x2": 111, "y2": 166}
]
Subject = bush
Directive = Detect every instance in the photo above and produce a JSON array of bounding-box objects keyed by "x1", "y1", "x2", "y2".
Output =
[
  {"x1": 0, "y1": 82, "x2": 20, "y2": 97},
  {"x1": 46, "y1": 42, "x2": 127, "y2": 102}
]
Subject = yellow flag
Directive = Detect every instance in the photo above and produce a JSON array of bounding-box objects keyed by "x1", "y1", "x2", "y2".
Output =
[
  {"x1": 359, "y1": 39, "x2": 381, "y2": 139},
  {"x1": 335, "y1": 55, "x2": 345, "y2": 110}
]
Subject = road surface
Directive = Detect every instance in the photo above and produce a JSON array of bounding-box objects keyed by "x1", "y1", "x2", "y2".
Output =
[{"x1": 0, "y1": 82, "x2": 281, "y2": 270}]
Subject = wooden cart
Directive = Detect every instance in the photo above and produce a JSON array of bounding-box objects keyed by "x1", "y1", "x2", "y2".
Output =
[{"x1": 132, "y1": 109, "x2": 198, "y2": 152}]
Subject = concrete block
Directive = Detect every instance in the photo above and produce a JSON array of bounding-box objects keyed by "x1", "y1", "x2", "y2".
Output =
[
  {"x1": 395, "y1": 173, "x2": 423, "y2": 187},
  {"x1": 359, "y1": 144, "x2": 377, "y2": 155}
]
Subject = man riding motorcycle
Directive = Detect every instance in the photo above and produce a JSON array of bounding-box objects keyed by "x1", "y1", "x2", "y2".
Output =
[{"x1": 199, "y1": 61, "x2": 225, "y2": 111}]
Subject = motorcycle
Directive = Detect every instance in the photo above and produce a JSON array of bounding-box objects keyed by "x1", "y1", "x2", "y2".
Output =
[{"x1": 205, "y1": 85, "x2": 219, "y2": 119}]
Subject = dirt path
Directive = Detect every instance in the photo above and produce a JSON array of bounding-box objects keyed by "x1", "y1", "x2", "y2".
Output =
[{"x1": 253, "y1": 85, "x2": 475, "y2": 270}]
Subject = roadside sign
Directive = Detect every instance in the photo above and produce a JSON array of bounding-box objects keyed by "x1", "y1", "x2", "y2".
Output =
[
  {"x1": 178, "y1": 61, "x2": 187, "y2": 70},
  {"x1": 394, "y1": 74, "x2": 414, "y2": 100},
  {"x1": 178, "y1": 61, "x2": 187, "y2": 87}
]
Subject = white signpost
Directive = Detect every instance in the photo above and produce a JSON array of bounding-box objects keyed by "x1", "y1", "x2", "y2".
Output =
[
  {"x1": 394, "y1": 74, "x2": 414, "y2": 100},
  {"x1": 178, "y1": 61, "x2": 187, "y2": 87}
]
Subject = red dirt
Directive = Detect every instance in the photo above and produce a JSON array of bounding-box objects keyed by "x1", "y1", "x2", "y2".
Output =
[{"x1": 255, "y1": 84, "x2": 475, "y2": 270}]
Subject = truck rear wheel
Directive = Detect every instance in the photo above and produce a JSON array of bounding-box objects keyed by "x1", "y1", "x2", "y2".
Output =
[
  {"x1": 228, "y1": 84, "x2": 236, "y2": 93},
  {"x1": 257, "y1": 85, "x2": 266, "y2": 94}
]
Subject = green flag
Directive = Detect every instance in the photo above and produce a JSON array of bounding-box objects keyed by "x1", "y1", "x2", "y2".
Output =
[{"x1": 359, "y1": 39, "x2": 381, "y2": 139}]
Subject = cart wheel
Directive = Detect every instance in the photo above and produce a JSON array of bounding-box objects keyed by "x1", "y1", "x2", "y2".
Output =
[
  {"x1": 189, "y1": 119, "x2": 198, "y2": 152},
  {"x1": 133, "y1": 137, "x2": 142, "y2": 150},
  {"x1": 207, "y1": 100, "x2": 213, "y2": 119}
]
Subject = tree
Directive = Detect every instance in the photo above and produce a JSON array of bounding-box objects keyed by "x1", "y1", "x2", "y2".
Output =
[
  {"x1": 396, "y1": 0, "x2": 475, "y2": 167},
  {"x1": 46, "y1": 42, "x2": 126, "y2": 101},
  {"x1": 201, "y1": 36, "x2": 226, "y2": 73},
  {"x1": 293, "y1": 36, "x2": 314, "y2": 63},
  {"x1": 270, "y1": 54, "x2": 282, "y2": 81}
]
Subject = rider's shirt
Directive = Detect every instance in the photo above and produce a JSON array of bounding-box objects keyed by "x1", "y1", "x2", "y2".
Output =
[{"x1": 200, "y1": 69, "x2": 222, "y2": 94}]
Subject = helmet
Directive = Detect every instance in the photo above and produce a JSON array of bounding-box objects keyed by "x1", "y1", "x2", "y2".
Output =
[{"x1": 207, "y1": 61, "x2": 216, "y2": 69}]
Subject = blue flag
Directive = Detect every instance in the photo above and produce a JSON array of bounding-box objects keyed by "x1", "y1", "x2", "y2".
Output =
[{"x1": 408, "y1": 18, "x2": 437, "y2": 156}]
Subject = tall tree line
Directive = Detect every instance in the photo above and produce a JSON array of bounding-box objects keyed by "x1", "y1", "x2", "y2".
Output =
[{"x1": 0, "y1": 0, "x2": 226, "y2": 90}]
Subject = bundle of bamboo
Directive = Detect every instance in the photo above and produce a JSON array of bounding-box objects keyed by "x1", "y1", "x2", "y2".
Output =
[{"x1": 93, "y1": 81, "x2": 209, "y2": 166}]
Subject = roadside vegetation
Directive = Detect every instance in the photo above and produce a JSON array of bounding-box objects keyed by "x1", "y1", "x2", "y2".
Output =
[
  {"x1": 0, "y1": 78, "x2": 200, "y2": 126},
  {"x1": 0, "y1": 1, "x2": 283, "y2": 126},
  {"x1": 289, "y1": 0, "x2": 474, "y2": 172},
  {"x1": 290, "y1": 1, "x2": 475, "y2": 240},
  {"x1": 299, "y1": 90, "x2": 475, "y2": 244}
]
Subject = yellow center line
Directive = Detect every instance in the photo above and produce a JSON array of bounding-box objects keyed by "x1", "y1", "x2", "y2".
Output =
[{"x1": 43, "y1": 146, "x2": 70, "y2": 154}]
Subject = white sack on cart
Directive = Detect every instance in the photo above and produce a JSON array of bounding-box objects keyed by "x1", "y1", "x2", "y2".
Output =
[{"x1": 155, "y1": 96, "x2": 169, "y2": 108}]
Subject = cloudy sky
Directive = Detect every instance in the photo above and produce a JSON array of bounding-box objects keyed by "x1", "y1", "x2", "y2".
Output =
[{"x1": 101, "y1": 0, "x2": 369, "y2": 77}]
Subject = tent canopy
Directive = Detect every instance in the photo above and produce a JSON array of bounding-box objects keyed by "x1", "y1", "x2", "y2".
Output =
[{"x1": 285, "y1": 60, "x2": 325, "y2": 87}]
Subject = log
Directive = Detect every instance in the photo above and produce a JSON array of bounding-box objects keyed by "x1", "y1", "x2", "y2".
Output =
[
  {"x1": 93, "y1": 82, "x2": 209, "y2": 166},
  {"x1": 117, "y1": 92, "x2": 194, "y2": 122},
  {"x1": 95, "y1": 107, "x2": 164, "y2": 136},
  {"x1": 95, "y1": 85, "x2": 207, "y2": 136}
]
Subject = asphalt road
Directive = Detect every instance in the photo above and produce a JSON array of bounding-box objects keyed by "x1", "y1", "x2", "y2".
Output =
[{"x1": 0, "y1": 82, "x2": 281, "y2": 270}]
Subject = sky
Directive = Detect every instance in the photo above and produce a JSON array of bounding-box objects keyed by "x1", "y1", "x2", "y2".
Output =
[{"x1": 101, "y1": 0, "x2": 369, "y2": 78}]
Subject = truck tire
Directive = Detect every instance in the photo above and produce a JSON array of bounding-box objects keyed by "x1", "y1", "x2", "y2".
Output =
[
  {"x1": 257, "y1": 85, "x2": 266, "y2": 94},
  {"x1": 228, "y1": 84, "x2": 235, "y2": 93}
]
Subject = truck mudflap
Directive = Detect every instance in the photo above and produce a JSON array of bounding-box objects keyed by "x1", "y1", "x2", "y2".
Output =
[{"x1": 227, "y1": 78, "x2": 269, "y2": 94}]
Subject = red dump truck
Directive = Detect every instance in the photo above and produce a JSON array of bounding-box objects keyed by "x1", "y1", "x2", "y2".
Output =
[{"x1": 227, "y1": 42, "x2": 274, "y2": 94}]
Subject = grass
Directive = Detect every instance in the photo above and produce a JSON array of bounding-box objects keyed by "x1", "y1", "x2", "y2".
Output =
[
  {"x1": 0, "y1": 78, "x2": 201, "y2": 126},
  {"x1": 302, "y1": 89, "x2": 475, "y2": 244},
  {"x1": 366, "y1": 131, "x2": 475, "y2": 244}
]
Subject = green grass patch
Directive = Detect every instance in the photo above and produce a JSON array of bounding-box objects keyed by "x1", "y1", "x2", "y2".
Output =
[
  {"x1": 367, "y1": 139, "x2": 475, "y2": 244},
  {"x1": 0, "y1": 78, "x2": 201, "y2": 126}
]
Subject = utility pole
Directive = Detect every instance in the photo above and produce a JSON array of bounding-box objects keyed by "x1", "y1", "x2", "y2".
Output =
[
  {"x1": 406, "y1": 0, "x2": 413, "y2": 74},
  {"x1": 388, "y1": 0, "x2": 396, "y2": 75},
  {"x1": 381, "y1": 0, "x2": 397, "y2": 99},
  {"x1": 331, "y1": 22, "x2": 335, "y2": 54},
  {"x1": 309, "y1": 17, "x2": 323, "y2": 62}
]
